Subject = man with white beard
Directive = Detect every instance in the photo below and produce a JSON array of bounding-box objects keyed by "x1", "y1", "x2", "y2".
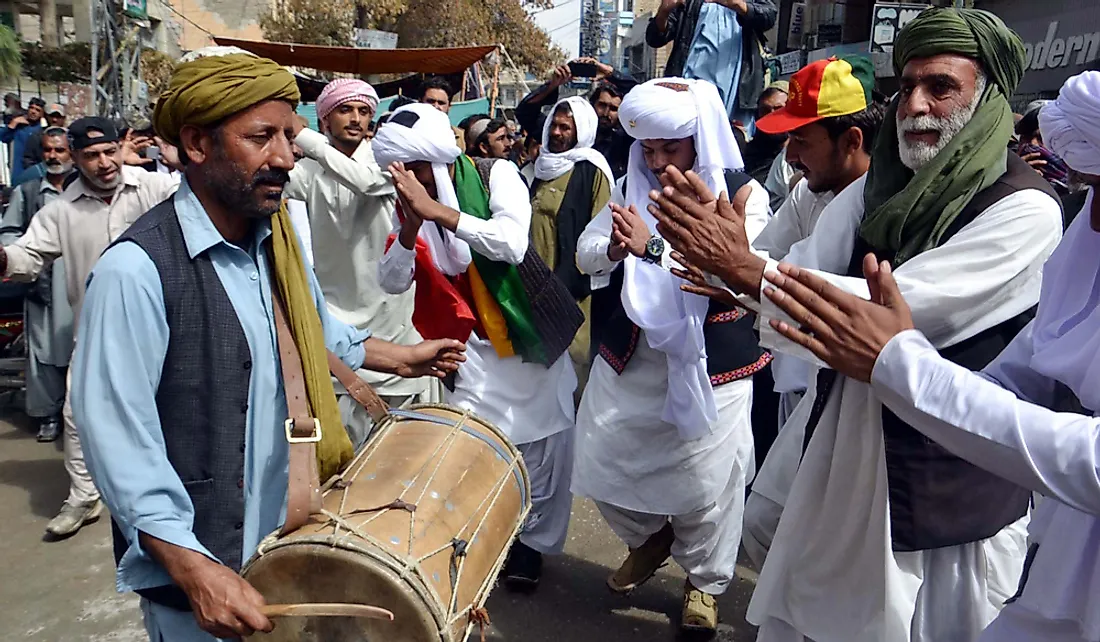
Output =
[
  {"x1": 649, "y1": 8, "x2": 1064, "y2": 641},
  {"x1": 752, "y1": 68, "x2": 1100, "y2": 642}
]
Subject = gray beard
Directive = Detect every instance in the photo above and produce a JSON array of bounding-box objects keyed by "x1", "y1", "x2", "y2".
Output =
[{"x1": 896, "y1": 76, "x2": 986, "y2": 171}]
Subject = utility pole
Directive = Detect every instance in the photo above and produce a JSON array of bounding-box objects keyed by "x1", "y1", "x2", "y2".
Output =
[{"x1": 90, "y1": 0, "x2": 147, "y2": 119}]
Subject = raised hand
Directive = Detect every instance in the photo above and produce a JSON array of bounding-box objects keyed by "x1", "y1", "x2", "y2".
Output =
[
  {"x1": 608, "y1": 203, "x2": 650, "y2": 262},
  {"x1": 550, "y1": 65, "x2": 573, "y2": 89},
  {"x1": 762, "y1": 254, "x2": 915, "y2": 382},
  {"x1": 648, "y1": 165, "x2": 762, "y2": 296},
  {"x1": 388, "y1": 161, "x2": 437, "y2": 221},
  {"x1": 1020, "y1": 151, "x2": 1048, "y2": 175}
]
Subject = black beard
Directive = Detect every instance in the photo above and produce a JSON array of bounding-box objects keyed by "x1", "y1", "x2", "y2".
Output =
[{"x1": 207, "y1": 149, "x2": 289, "y2": 219}]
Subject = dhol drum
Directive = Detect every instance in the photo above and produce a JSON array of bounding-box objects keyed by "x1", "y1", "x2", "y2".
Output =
[{"x1": 243, "y1": 403, "x2": 531, "y2": 641}]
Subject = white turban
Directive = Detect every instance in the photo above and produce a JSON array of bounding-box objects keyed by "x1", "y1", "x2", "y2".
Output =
[
  {"x1": 1040, "y1": 71, "x2": 1100, "y2": 175},
  {"x1": 614, "y1": 77, "x2": 744, "y2": 441},
  {"x1": 534, "y1": 96, "x2": 614, "y2": 185},
  {"x1": 373, "y1": 103, "x2": 470, "y2": 276}
]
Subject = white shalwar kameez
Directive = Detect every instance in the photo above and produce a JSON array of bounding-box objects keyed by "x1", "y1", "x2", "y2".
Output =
[
  {"x1": 743, "y1": 176, "x2": 845, "y2": 568},
  {"x1": 861, "y1": 71, "x2": 1100, "y2": 642},
  {"x1": 375, "y1": 104, "x2": 577, "y2": 555},
  {"x1": 733, "y1": 160, "x2": 1063, "y2": 641},
  {"x1": 572, "y1": 77, "x2": 769, "y2": 595}
]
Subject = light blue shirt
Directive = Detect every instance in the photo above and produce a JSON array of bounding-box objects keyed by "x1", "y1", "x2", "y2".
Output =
[
  {"x1": 682, "y1": 2, "x2": 745, "y2": 118},
  {"x1": 71, "y1": 178, "x2": 369, "y2": 594}
]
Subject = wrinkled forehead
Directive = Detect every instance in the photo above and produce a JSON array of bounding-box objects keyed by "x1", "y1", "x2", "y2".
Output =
[{"x1": 900, "y1": 53, "x2": 982, "y2": 87}]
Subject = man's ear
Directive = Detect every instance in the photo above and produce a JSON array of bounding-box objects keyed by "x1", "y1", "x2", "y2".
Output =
[
  {"x1": 178, "y1": 124, "x2": 210, "y2": 165},
  {"x1": 844, "y1": 126, "x2": 865, "y2": 157}
]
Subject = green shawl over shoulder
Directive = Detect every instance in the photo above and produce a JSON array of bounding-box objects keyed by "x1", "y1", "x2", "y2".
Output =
[
  {"x1": 452, "y1": 155, "x2": 547, "y2": 364},
  {"x1": 860, "y1": 8, "x2": 1027, "y2": 265}
]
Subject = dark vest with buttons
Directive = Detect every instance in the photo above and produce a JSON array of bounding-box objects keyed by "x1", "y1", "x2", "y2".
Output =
[
  {"x1": 593, "y1": 169, "x2": 769, "y2": 386},
  {"x1": 108, "y1": 198, "x2": 253, "y2": 611},
  {"x1": 802, "y1": 153, "x2": 1060, "y2": 552}
]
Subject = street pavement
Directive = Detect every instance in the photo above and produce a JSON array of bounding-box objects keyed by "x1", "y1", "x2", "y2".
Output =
[{"x1": 0, "y1": 406, "x2": 760, "y2": 641}]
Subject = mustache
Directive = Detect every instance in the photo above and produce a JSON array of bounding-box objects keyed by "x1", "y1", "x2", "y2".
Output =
[
  {"x1": 898, "y1": 116, "x2": 945, "y2": 134},
  {"x1": 251, "y1": 169, "x2": 290, "y2": 188}
]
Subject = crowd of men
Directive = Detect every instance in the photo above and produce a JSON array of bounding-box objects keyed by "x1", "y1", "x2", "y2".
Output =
[{"x1": 8, "y1": 5, "x2": 1100, "y2": 642}]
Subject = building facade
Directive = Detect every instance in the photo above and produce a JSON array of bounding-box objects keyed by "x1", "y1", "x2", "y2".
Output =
[{"x1": 976, "y1": 0, "x2": 1100, "y2": 108}]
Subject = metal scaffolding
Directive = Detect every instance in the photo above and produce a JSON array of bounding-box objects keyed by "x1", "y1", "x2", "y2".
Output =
[{"x1": 89, "y1": 0, "x2": 146, "y2": 119}]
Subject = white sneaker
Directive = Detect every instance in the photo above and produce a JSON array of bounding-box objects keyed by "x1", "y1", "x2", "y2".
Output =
[{"x1": 45, "y1": 499, "x2": 104, "y2": 538}]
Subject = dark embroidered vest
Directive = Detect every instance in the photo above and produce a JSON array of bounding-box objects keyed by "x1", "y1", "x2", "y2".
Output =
[
  {"x1": 593, "y1": 170, "x2": 769, "y2": 386},
  {"x1": 109, "y1": 199, "x2": 253, "y2": 610},
  {"x1": 803, "y1": 153, "x2": 1060, "y2": 551}
]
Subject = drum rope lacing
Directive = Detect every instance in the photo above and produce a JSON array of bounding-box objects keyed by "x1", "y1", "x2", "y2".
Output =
[
  {"x1": 255, "y1": 406, "x2": 532, "y2": 641},
  {"x1": 445, "y1": 450, "x2": 524, "y2": 625}
]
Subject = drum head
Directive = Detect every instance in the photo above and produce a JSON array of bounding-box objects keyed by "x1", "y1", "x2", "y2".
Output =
[{"x1": 245, "y1": 543, "x2": 447, "y2": 642}]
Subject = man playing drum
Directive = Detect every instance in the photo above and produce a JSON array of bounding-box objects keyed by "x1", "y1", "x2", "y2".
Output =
[{"x1": 70, "y1": 47, "x2": 466, "y2": 641}]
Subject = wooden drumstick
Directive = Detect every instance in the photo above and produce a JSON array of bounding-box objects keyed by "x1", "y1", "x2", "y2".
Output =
[{"x1": 261, "y1": 603, "x2": 395, "y2": 621}]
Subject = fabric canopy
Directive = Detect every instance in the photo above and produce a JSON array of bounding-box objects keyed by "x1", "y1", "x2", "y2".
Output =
[{"x1": 213, "y1": 37, "x2": 497, "y2": 75}]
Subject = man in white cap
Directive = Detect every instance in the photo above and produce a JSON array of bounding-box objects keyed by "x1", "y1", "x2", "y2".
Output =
[
  {"x1": 574, "y1": 77, "x2": 771, "y2": 634},
  {"x1": 529, "y1": 95, "x2": 614, "y2": 391},
  {"x1": 375, "y1": 103, "x2": 583, "y2": 591},
  {"x1": 757, "y1": 69, "x2": 1100, "y2": 642},
  {"x1": 287, "y1": 78, "x2": 425, "y2": 447}
]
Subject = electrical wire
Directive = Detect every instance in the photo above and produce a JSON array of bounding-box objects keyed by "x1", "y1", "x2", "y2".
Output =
[{"x1": 160, "y1": 2, "x2": 215, "y2": 38}]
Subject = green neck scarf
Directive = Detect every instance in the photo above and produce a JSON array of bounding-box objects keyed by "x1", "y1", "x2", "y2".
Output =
[
  {"x1": 859, "y1": 86, "x2": 1012, "y2": 265},
  {"x1": 859, "y1": 7, "x2": 1026, "y2": 265},
  {"x1": 452, "y1": 155, "x2": 547, "y2": 364}
]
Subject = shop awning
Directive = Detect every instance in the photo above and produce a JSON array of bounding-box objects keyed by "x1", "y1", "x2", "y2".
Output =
[{"x1": 212, "y1": 37, "x2": 498, "y2": 75}]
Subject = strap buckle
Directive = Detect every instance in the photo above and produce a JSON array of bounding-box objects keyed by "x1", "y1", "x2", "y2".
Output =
[{"x1": 284, "y1": 418, "x2": 322, "y2": 444}]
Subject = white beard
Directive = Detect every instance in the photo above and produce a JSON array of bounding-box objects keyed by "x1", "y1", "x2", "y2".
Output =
[{"x1": 897, "y1": 75, "x2": 986, "y2": 171}]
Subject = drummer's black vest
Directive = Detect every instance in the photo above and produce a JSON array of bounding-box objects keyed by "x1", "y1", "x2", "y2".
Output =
[
  {"x1": 802, "y1": 153, "x2": 1060, "y2": 552},
  {"x1": 108, "y1": 199, "x2": 252, "y2": 611},
  {"x1": 593, "y1": 170, "x2": 770, "y2": 386}
]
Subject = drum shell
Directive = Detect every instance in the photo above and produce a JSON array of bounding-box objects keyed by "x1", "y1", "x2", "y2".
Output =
[{"x1": 243, "y1": 404, "x2": 531, "y2": 642}]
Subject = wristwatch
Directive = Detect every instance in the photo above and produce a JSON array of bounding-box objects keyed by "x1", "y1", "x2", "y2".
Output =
[{"x1": 643, "y1": 235, "x2": 665, "y2": 265}]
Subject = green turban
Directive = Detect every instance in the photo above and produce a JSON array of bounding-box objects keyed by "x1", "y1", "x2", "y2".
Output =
[
  {"x1": 153, "y1": 52, "x2": 300, "y2": 147},
  {"x1": 860, "y1": 8, "x2": 1027, "y2": 266},
  {"x1": 893, "y1": 8, "x2": 1026, "y2": 96}
]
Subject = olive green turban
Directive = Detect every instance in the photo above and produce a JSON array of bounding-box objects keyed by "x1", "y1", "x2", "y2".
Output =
[
  {"x1": 893, "y1": 7, "x2": 1027, "y2": 96},
  {"x1": 856, "y1": 7, "x2": 1029, "y2": 266},
  {"x1": 153, "y1": 50, "x2": 300, "y2": 147}
]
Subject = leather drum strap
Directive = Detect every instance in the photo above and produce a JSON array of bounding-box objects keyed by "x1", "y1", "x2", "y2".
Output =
[
  {"x1": 326, "y1": 350, "x2": 390, "y2": 424},
  {"x1": 270, "y1": 288, "x2": 322, "y2": 536}
]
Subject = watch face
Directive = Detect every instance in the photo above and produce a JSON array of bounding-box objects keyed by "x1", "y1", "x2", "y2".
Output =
[{"x1": 646, "y1": 236, "x2": 665, "y2": 258}]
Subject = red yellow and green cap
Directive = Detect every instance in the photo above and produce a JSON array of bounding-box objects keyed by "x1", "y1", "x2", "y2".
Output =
[{"x1": 756, "y1": 55, "x2": 875, "y2": 135}]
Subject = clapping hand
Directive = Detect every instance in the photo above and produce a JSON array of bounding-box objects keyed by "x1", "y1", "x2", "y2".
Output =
[
  {"x1": 608, "y1": 203, "x2": 650, "y2": 262},
  {"x1": 647, "y1": 166, "x2": 761, "y2": 297},
  {"x1": 389, "y1": 161, "x2": 437, "y2": 222},
  {"x1": 763, "y1": 254, "x2": 916, "y2": 382}
]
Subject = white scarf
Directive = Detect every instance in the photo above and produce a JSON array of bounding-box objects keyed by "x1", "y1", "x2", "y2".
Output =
[
  {"x1": 617, "y1": 78, "x2": 746, "y2": 441},
  {"x1": 534, "y1": 96, "x2": 615, "y2": 185},
  {"x1": 372, "y1": 103, "x2": 471, "y2": 276}
]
